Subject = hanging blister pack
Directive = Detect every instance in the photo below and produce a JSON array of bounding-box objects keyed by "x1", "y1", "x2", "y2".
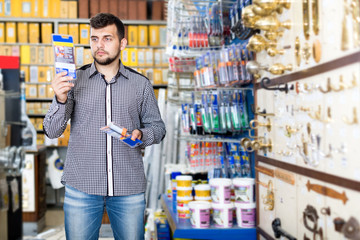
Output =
[
  {"x1": 238, "y1": 90, "x2": 249, "y2": 129},
  {"x1": 52, "y1": 34, "x2": 76, "y2": 79},
  {"x1": 240, "y1": 146, "x2": 251, "y2": 177},
  {"x1": 210, "y1": 91, "x2": 220, "y2": 133},
  {"x1": 201, "y1": 93, "x2": 211, "y2": 133},
  {"x1": 181, "y1": 104, "x2": 190, "y2": 133},
  {"x1": 231, "y1": 91, "x2": 242, "y2": 131},
  {"x1": 218, "y1": 91, "x2": 227, "y2": 133}
]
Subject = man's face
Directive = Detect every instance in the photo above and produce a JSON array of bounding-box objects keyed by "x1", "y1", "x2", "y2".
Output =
[{"x1": 90, "y1": 24, "x2": 126, "y2": 65}]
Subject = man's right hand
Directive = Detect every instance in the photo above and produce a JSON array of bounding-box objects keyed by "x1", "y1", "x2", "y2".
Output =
[{"x1": 52, "y1": 71, "x2": 75, "y2": 104}]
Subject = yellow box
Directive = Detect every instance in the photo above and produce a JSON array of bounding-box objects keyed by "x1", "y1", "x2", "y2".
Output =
[
  {"x1": 20, "y1": 45, "x2": 30, "y2": 64},
  {"x1": 79, "y1": 24, "x2": 90, "y2": 45},
  {"x1": 37, "y1": 84, "x2": 47, "y2": 98},
  {"x1": 20, "y1": 66, "x2": 30, "y2": 82},
  {"x1": 17, "y1": 23, "x2": 28, "y2": 43},
  {"x1": 128, "y1": 48, "x2": 138, "y2": 67},
  {"x1": 46, "y1": 85, "x2": 54, "y2": 98},
  {"x1": 75, "y1": 47, "x2": 84, "y2": 66},
  {"x1": 68, "y1": 24, "x2": 79, "y2": 44},
  {"x1": 50, "y1": 0, "x2": 60, "y2": 18},
  {"x1": 29, "y1": 66, "x2": 38, "y2": 83},
  {"x1": 68, "y1": 1, "x2": 77, "y2": 18},
  {"x1": 29, "y1": 23, "x2": 40, "y2": 43},
  {"x1": 153, "y1": 69, "x2": 162, "y2": 85},
  {"x1": 0, "y1": 0, "x2": 4, "y2": 17},
  {"x1": 35, "y1": 118, "x2": 43, "y2": 130},
  {"x1": 41, "y1": 0, "x2": 50, "y2": 18},
  {"x1": 137, "y1": 49, "x2": 145, "y2": 67},
  {"x1": 38, "y1": 67, "x2": 47, "y2": 82},
  {"x1": 149, "y1": 25, "x2": 160, "y2": 46},
  {"x1": 154, "y1": 49, "x2": 161, "y2": 67},
  {"x1": 44, "y1": 46, "x2": 53, "y2": 64},
  {"x1": 159, "y1": 26, "x2": 167, "y2": 46},
  {"x1": 145, "y1": 49, "x2": 154, "y2": 67},
  {"x1": 145, "y1": 69, "x2": 154, "y2": 83},
  {"x1": 22, "y1": 0, "x2": 32, "y2": 17},
  {"x1": 11, "y1": 46, "x2": 19, "y2": 56},
  {"x1": 31, "y1": 0, "x2": 40, "y2": 17},
  {"x1": 121, "y1": 48, "x2": 130, "y2": 65},
  {"x1": 58, "y1": 23, "x2": 68, "y2": 35},
  {"x1": 33, "y1": 102, "x2": 41, "y2": 114},
  {"x1": 26, "y1": 84, "x2": 37, "y2": 98},
  {"x1": 161, "y1": 49, "x2": 168, "y2": 67},
  {"x1": 138, "y1": 25, "x2": 148, "y2": 46},
  {"x1": 46, "y1": 67, "x2": 53, "y2": 82},
  {"x1": 4, "y1": 0, "x2": 10, "y2": 16},
  {"x1": 11, "y1": 0, "x2": 22, "y2": 17},
  {"x1": 83, "y1": 48, "x2": 93, "y2": 65},
  {"x1": 0, "y1": 46, "x2": 11, "y2": 56},
  {"x1": 162, "y1": 69, "x2": 168, "y2": 84},
  {"x1": 5, "y1": 22, "x2": 16, "y2": 43},
  {"x1": 30, "y1": 46, "x2": 38, "y2": 64},
  {"x1": 0, "y1": 23, "x2": 4, "y2": 42},
  {"x1": 60, "y1": 0, "x2": 68, "y2": 18},
  {"x1": 26, "y1": 102, "x2": 34, "y2": 114},
  {"x1": 37, "y1": 46, "x2": 45, "y2": 64},
  {"x1": 41, "y1": 23, "x2": 52, "y2": 44},
  {"x1": 127, "y1": 26, "x2": 138, "y2": 46}
]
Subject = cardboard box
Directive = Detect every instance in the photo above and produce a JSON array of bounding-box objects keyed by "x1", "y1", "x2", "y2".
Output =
[
  {"x1": 50, "y1": 0, "x2": 61, "y2": 18},
  {"x1": 76, "y1": 47, "x2": 84, "y2": 66},
  {"x1": 149, "y1": 25, "x2": 160, "y2": 46},
  {"x1": 37, "y1": 84, "x2": 47, "y2": 98},
  {"x1": 5, "y1": 22, "x2": 16, "y2": 43},
  {"x1": 11, "y1": 0, "x2": 22, "y2": 17},
  {"x1": 22, "y1": 0, "x2": 32, "y2": 17},
  {"x1": 138, "y1": 25, "x2": 148, "y2": 46},
  {"x1": 60, "y1": 0, "x2": 68, "y2": 18},
  {"x1": 121, "y1": 48, "x2": 129, "y2": 65},
  {"x1": 46, "y1": 85, "x2": 54, "y2": 98},
  {"x1": 31, "y1": 0, "x2": 41, "y2": 17},
  {"x1": 68, "y1": 24, "x2": 79, "y2": 44},
  {"x1": 0, "y1": 23, "x2": 4, "y2": 42},
  {"x1": 4, "y1": 0, "x2": 10, "y2": 16},
  {"x1": 17, "y1": 23, "x2": 28, "y2": 43},
  {"x1": 118, "y1": 0, "x2": 128, "y2": 20},
  {"x1": 83, "y1": 48, "x2": 93, "y2": 64},
  {"x1": 38, "y1": 67, "x2": 47, "y2": 82},
  {"x1": 30, "y1": 46, "x2": 38, "y2": 64},
  {"x1": 145, "y1": 49, "x2": 154, "y2": 67},
  {"x1": 11, "y1": 45, "x2": 19, "y2": 56},
  {"x1": 153, "y1": 69, "x2": 162, "y2": 85},
  {"x1": 127, "y1": 0, "x2": 137, "y2": 19},
  {"x1": 58, "y1": 24, "x2": 68, "y2": 35},
  {"x1": 44, "y1": 46, "x2": 53, "y2": 64},
  {"x1": 26, "y1": 102, "x2": 34, "y2": 114},
  {"x1": 99, "y1": 0, "x2": 108, "y2": 13},
  {"x1": 41, "y1": 23, "x2": 53, "y2": 44},
  {"x1": 41, "y1": 0, "x2": 50, "y2": 18},
  {"x1": 89, "y1": 0, "x2": 98, "y2": 17},
  {"x1": 26, "y1": 84, "x2": 38, "y2": 98},
  {"x1": 128, "y1": 48, "x2": 138, "y2": 67},
  {"x1": 46, "y1": 67, "x2": 54, "y2": 82},
  {"x1": 161, "y1": 49, "x2": 167, "y2": 67},
  {"x1": 29, "y1": 66, "x2": 38, "y2": 83},
  {"x1": 0, "y1": 46, "x2": 11, "y2": 56},
  {"x1": 0, "y1": 0, "x2": 4, "y2": 17},
  {"x1": 137, "y1": 1, "x2": 147, "y2": 20},
  {"x1": 68, "y1": 1, "x2": 77, "y2": 18},
  {"x1": 154, "y1": 49, "x2": 161, "y2": 67},
  {"x1": 37, "y1": 46, "x2": 45, "y2": 64},
  {"x1": 20, "y1": 66, "x2": 30, "y2": 82},
  {"x1": 137, "y1": 49, "x2": 145, "y2": 67},
  {"x1": 127, "y1": 26, "x2": 138, "y2": 46},
  {"x1": 79, "y1": 24, "x2": 90, "y2": 45},
  {"x1": 29, "y1": 23, "x2": 40, "y2": 43},
  {"x1": 78, "y1": 0, "x2": 89, "y2": 18},
  {"x1": 162, "y1": 69, "x2": 168, "y2": 84},
  {"x1": 109, "y1": 0, "x2": 118, "y2": 16},
  {"x1": 152, "y1": 1, "x2": 163, "y2": 20},
  {"x1": 20, "y1": 45, "x2": 30, "y2": 64},
  {"x1": 159, "y1": 26, "x2": 167, "y2": 46},
  {"x1": 145, "y1": 69, "x2": 153, "y2": 83}
]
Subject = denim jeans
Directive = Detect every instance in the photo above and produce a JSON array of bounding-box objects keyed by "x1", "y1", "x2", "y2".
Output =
[{"x1": 64, "y1": 185, "x2": 145, "y2": 240}]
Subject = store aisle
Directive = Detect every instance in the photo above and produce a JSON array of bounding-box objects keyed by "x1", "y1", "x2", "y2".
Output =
[{"x1": 23, "y1": 208, "x2": 114, "y2": 240}]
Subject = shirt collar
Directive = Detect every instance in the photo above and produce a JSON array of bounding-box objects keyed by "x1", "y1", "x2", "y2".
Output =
[{"x1": 89, "y1": 60, "x2": 129, "y2": 80}]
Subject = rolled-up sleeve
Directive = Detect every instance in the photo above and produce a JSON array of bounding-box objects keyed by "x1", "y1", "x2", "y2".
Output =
[
  {"x1": 43, "y1": 91, "x2": 74, "y2": 139},
  {"x1": 139, "y1": 81, "x2": 166, "y2": 147}
]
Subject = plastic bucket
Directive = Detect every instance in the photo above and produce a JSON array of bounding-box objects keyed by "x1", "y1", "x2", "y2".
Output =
[
  {"x1": 232, "y1": 178, "x2": 255, "y2": 203},
  {"x1": 177, "y1": 187, "x2": 193, "y2": 197},
  {"x1": 209, "y1": 178, "x2": 232, "y2": 204},
  {"x1": 235, "y1": 202, "x2": 256, "y2": 228},
  {"x1": 195, "y1": 184, "x2": 210, "y2": 198},
  {"x1": 176, "y1": 175, "x2": 193, "y2": 188},
  {"x1": 188, "y1": 201, "x2": 211, "y2": 228},
  {"x1": 211, "y1": 202, "x2": 234, "y2": 228},
  {"x1": 195, "y1": 196, "x2": 212, "y2": 202},
  {"x1": 177, "y1": 196, "x2": 193, "y2": 208},
  {"x1": 177, "y1": 206, "x2": 190, "y2": 219}
]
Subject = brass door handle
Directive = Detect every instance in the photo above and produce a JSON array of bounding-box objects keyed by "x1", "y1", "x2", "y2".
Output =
[{"x1": 250, "y1": 118, "x2": 272, "y2": 131}]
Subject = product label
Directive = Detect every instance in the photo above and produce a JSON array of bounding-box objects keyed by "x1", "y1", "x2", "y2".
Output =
[
  {"x1": 178, "y1": 209, "x2": 190, "y2": 219},
  {"x1": 190, "y1": 208, "x2": 210, "y2": 228},
  {"x1": 234, "y1": 184, "x2": 251, "y2": 203},
  {"x1": 241, "y1": 208, "x2": 256, "y2": 227},
  {"x1": 213, "y1": 208, "x2": 233, "y2": 227},
  {"x1": 211, "y1": 185, "x2": 231, "y2": 203}
]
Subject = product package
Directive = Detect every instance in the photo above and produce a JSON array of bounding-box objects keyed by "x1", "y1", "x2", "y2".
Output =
[
  {"x1": 52, "y1": 34, "x2": 76, "y2": 79},
  {"x1": 100, "y1": 122, "x2": 142, "y2": 148}
]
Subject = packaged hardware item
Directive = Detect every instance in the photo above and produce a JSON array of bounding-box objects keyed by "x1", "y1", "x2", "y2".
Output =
[
  {"x1": 100, "y1": 122, "x2": 142, "y2": 148},
  {"x1": 52, "y1": 34, "x2": 76, "y2": 79}
]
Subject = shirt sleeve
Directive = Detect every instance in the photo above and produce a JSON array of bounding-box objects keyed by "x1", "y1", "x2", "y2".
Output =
[
  {"x1": 43, "y1": 90, "x2": 74, "y2": 139},
  {"x1": 139, "y1": 80, "x2": 166, "y2": 147}
]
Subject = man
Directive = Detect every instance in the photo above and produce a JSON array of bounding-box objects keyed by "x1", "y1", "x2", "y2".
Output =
[{"x1": 43, "y1": 13, "x2": 166, "y2": 240}]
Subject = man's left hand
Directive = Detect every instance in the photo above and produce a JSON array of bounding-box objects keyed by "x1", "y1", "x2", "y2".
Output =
[{"x1": 131, "y1": 129, "x2": 142, "y2": 141}]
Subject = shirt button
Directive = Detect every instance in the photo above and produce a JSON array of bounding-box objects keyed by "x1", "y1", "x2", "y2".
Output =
[{"x1": 108, "y1": 169, "x2": 111, "y2": 173}]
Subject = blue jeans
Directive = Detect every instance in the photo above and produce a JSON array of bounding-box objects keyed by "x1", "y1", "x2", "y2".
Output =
[{"x1": 64, "y1": 185, "x2": 145, "y2": 240}]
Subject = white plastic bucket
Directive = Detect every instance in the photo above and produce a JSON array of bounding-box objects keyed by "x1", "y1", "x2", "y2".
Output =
[
  {"x1": 235, "y1": 202, "x2": 256, "y2": 228},
  {"x1": 176, "y1": 175, "x2": 193, "y2": 188},
  {"x1": 177, "y1": 206, "x2": 190, "y2": 219},
  {"x1": 209, "y1": 178, "x2": 232, "y2": 204},
  {"x1": 177, "y1": 196, "x2": 193, "y2": 208},
  {"x1": 188, "y1": 201, "x2": 211, "y2": 228},
  {"x1": 211, "y1": 202, "x2": 234, "y2": 228},
  {"x1": 195, "y1": 196, "x2": 212, "y2": 202},
  {"x1": 232, "y1": 178, "x2": 255, "y2": 203},
  {"x1": 194, "y1": 184, "x2": 210, "y2": 197},
  {"x1": 176, "y1": 187, "x2": 193, "y2": 197}
]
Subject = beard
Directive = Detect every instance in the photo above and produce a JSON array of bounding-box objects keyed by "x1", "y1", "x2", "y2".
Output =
[{"x1": 93, "y1": 49, "x2": 121, "y2": 65}]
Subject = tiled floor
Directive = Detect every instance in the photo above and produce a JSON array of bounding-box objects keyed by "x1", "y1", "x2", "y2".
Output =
[{"x1": 23, "y1": 208, "x2": 114, "y2": 240}]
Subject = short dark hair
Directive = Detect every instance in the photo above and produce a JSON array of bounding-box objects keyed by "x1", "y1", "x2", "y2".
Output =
[{"x1": 90, "y1": 13, "x2": 125, "y2": 40}]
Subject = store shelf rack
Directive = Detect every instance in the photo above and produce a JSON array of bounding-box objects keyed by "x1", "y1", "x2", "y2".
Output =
[{"x1": 160, "y1": 195, "x2": 256, "y2": 240}]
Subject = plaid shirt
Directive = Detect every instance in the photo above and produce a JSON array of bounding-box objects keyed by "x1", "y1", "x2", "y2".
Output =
[{"x1": 43, "y1": 62, "x2": 166, "y2": 196}]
